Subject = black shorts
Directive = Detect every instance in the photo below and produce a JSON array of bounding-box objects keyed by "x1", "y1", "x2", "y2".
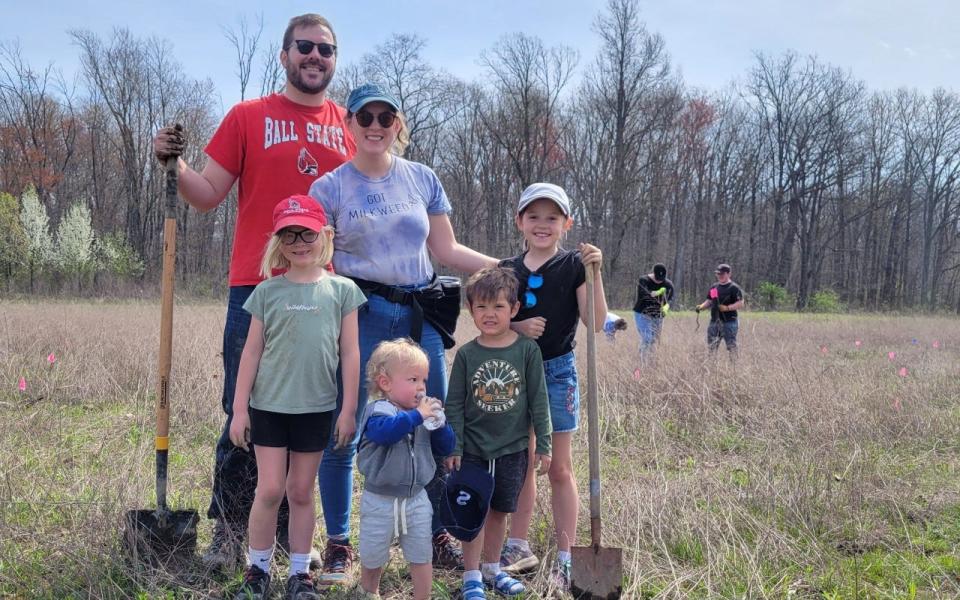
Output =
[
  {"x1": 249, "y1": 406, "x2": 333, "y2": 453},
  {"x1": 463, "y1": 450, "x2": 528, "y2": 514}
]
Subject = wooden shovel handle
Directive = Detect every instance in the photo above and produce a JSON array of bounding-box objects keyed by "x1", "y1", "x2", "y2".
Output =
[
  {"x1": 584, "y1": 261, "x2": 602, "y2": 547},
  {"x1": 155, "y1": 157, "x2": 178, "y2": 511}
]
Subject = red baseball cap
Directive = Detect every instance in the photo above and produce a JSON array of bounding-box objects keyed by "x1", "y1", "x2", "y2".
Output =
[{"x1": 272, "y1": 195, "x2": 327, "y2": 233}]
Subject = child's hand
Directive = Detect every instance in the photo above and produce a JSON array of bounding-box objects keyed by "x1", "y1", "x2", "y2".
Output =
[
  {"x1": 229, "y1": 410, "x2": 250, "y2": 451},
  {"x1": 578, "y1": 243, "x2": 603, "y2": 269},
  {"x1": 417, "y1": 394, "x2": 440, "y2": 420},
  {"x1": 514, "y1": 317, "x2": 547, "y2": 339},
  {"x1": 333, "y1": 410, "x2": 357, "y2": 450},
  {"x1": 445, "y1": 456, "x2": 461, "y2": 471},
  {"x1": 535, "y1": 454, "x2": 551, "y2": 475}
]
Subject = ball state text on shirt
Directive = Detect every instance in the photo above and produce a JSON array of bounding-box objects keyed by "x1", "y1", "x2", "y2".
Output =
[{"x1": 264, "y1": 118, "x2": 348, "y2": 155}]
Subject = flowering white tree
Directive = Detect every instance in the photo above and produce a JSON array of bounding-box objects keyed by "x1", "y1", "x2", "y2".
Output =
[
  {"x1": 19, "y1": 186, "x2": 52, "y2": 292},
  {"x1": 56, "y1": 201, "x2": 96, "y2": 291}
]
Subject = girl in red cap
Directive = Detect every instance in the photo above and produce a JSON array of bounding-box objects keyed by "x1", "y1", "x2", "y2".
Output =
[{"x1": 229, "y1": 194, "x2": 366, "y2": 599}]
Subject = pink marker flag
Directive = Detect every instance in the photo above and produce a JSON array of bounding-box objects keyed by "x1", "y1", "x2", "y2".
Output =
[
  {"x1": 632, "y1": 367, "x2": 642, "y2": 381},
  {"x1": 820, "y1": 346, "x2": 829, "y2": 354},
  {"x1": 898, "y1": 367, "x2": 908, "y2": 377},
  {"x1": 855, "y1": 340, "x2": 862, "y2": 348},
  {"x1": 933, "y1": 340, "x2": 941, "y2": 349},
  {"x1": 892, "y1": 398, "x2": 902, "y2": 411},
  {"x1": 47, "y1": 352, "x2": 56, "y2": 365},
  {"x1": 709, "y1": 288, "x2": 719, "y2": 299},
  {"x1": 18, "y1": 377, "x2": 26, "y2": 392},
  {"x1": 888, "y1": 351, "x2": 896, "y2": 361}
]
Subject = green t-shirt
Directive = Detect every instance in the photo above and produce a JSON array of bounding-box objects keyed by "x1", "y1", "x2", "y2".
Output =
[
  {"x1": 243, "y1": 274, "x2": 366, "y2": 414},
  {"x1": 446, "y1": 335, "x2": 551, "y2": 459}
]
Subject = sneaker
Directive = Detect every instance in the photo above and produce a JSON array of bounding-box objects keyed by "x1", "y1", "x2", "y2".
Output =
[
  {"x1": 202, "y1": 519, "x2": 244, "y2": 572},
  {"x1": 432, "y1": 530, "x2": 464, "y2": 570},
  {"x1": 499, "y1": 542, "x2": 539, "y2": 574},
  {"x1": 316, "y1": 538, "x2": 354, "y2": 586},
  {"x1": 548, "y1": 559, "x2": 571, "y2": 592},
  {"x1": 233, "y1": 564, "x2": 271, "y2": 600},
  {"x1": 285, "y1": 572, "x2": 321, "y2": 600}
]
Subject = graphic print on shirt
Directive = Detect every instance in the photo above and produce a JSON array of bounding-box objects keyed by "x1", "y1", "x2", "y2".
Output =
[
  {"x1": 471, "y1": 359, "x2": 521, "y2": 413},
  {"x1": 263, "y1": 117, "x2": 348, "y2": 155},
  {"x1": 298, "y1": 147, "x2": 319, "y2": 176}
]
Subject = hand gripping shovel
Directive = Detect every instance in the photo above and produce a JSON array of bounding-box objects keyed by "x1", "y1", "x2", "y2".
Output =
[
  {"x1": 124, "y1": 143, "x2": 199, "y2": 564},
  {"x1": 571, "y1": 262, "x2": 623, "y2": 599}
]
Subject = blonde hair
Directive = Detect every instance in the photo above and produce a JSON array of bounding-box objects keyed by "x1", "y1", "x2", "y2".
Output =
[
  {"x1": 259, "y1": 225, "x2": 335, "y2": 278},
  {"x1": 365, "y1": 338, "x2": 429, "y2": 400}
]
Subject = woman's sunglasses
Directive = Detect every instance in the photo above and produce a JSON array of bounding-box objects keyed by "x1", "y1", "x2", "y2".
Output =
[
  {"x1": 291, "y1": 40, "x2": 337, "y2": 58},
  {"x1": 524, "y1": 273, "x2": 543, "y2": 308},
  {"x1": 279, "y1": 229, "x2": 320, "y2": 245},
  {"x1": 354, "y1": 110, "x2": 399, "y2": 128}
]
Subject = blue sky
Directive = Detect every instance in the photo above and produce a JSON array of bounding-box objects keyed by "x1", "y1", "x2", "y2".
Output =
[{"x1": 4, "y1": 0, "x2": 957, "y2": 115}]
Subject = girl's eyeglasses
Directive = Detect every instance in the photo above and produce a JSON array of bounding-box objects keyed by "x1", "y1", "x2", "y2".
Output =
[
  {"x1": 279, "y1": 229, "x2": 319, "y2": 245},
  {"x1": 355, "y1": 110, "x2": 398, "y2": 128},
  {"x1": 524, "y1": 273, "x2": 543, "y2": 308}
]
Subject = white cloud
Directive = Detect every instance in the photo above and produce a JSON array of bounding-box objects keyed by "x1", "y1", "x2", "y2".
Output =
[{"x1": 904, "y1": 47, "x2": 918, "y2": 57}]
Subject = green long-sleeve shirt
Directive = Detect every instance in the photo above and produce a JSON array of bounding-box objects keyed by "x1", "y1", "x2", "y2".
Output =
[{"x1": 446, "y1": 335, "x2": 552, "y2": 459}]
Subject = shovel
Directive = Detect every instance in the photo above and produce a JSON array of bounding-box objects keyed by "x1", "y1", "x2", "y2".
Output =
[
  {"x1": 124, "y1": 142, "x2": 199, "y2": 564},
  {"x1": 571, "y1": 261, "x2": 623, "y2": 599}
]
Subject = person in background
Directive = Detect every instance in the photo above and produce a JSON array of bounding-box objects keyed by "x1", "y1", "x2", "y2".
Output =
[
  {"x1": 632, "y1": 263, "x2": 674, "y2": 364},
  {"x1": 696, "y1": 263, "x2": 744, "y2": 354}
]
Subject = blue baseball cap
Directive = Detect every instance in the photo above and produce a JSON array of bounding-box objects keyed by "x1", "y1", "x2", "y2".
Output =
[
  {"x1": 439, "y1": 461, "x2": 493, "y2": 542},
  {"x1": 346, "y1": 83, "x2": 401, "y2": 114}
]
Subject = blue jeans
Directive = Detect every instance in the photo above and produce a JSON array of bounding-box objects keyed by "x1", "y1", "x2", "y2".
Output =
[
  {"x1": 707, "y1": 319, "x2": 739, "y2": 353},
  {"x1": 318, "y1": 290, "x2": 450, "y2": 538},
  {"x1": 634, "y1": 312, "x2": 663, "y2": 357},
  {"x1": 209, "y1": 286, "x2": 282, "y2": 524},
  {"x1": 543, "y1": 351, "x2": 580, "y2": 432}
]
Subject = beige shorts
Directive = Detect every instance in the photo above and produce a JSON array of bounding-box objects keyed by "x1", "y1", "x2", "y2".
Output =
[{"x1": 358, "y1": 488, "x2": 433, "y2": 568}]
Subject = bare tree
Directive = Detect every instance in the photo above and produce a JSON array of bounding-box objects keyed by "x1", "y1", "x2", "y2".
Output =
[{"x1": 222, "y1": 13, "x2": 264, "y2": 102}]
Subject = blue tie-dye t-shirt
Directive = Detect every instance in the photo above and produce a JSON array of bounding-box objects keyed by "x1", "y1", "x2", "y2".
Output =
[{"x1": 309, "y1": 157, "x2": 452, "y2": 286}]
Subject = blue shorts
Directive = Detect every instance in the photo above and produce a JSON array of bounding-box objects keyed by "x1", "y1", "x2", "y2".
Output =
[{"x1": 543, "y1": 351, "x2": 579, "y2": 433}]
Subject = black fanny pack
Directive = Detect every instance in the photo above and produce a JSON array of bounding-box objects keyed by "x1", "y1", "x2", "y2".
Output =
[{"x1": 348, "y1": 274, "x2": 462, "y2": 349}]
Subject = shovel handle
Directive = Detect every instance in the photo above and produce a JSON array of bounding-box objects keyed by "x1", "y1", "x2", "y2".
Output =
[
  {"x1": 584, "y1": 262, "x2": 602, "y2": 547},
  {"x1": 155, "y1": 156, "x2": 178, "y2": 511}
]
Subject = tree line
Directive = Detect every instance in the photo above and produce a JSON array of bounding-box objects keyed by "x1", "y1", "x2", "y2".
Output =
[{"x1": 2, "y1": 0, "x2": 959, "y2": 311}]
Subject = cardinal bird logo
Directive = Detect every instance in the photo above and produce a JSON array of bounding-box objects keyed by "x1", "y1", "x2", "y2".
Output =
[{"x1": 298, "y1": 147, "x2": 318, "y2": 176}]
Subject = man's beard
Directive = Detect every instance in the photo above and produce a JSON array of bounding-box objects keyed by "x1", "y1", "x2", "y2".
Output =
[{"x1": 286, "y1": 60, "x2": 333, "y2": 95}]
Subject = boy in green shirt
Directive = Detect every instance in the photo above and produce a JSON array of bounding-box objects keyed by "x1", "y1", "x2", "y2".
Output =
[{"x1": 444, "y1": 267, "x2": 552, "y2": 599}]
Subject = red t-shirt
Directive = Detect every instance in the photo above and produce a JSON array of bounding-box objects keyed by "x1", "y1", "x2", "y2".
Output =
[{"x1": 205, "y1": 93, "x2": 356, "y2": 286}]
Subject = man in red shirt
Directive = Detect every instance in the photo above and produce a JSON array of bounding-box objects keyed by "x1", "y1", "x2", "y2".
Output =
[{"x1": 153, "y1": 13, "x2": 357, "y2": 584}]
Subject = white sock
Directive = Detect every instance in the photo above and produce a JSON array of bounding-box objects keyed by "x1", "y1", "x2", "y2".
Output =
[
  {"x1": 464, "y1": 569, "x2": 482, "y2": 583},
  {"x1": 506, "y1": 537, "x2": 530, "y2": 552},
  {"x1": 289, "y1": 552, "x2": 311, "y2": 576},
  {"x1": 557, "y1": 550, "x2": 571, "y2": 564},
  {"x1": 481, "y1": 562, "x2": 501, "y2": 580},
  {"x1": 248, "y1": 545, "x2": 274, "y2": 571}
]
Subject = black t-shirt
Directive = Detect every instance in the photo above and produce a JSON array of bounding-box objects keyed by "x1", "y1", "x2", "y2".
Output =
[
  {"x1": 633, "y1": 275, "x2": 675, "y2": 316},
  {"x1": 500, "y1": 249, "x2": 586, "y2": 361},
  {"x1": 707, "y1": 281, "x2": 744, "y2": 322}
]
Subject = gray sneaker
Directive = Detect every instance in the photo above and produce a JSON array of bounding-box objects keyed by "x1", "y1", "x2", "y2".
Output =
[
  {"x1": 499, "y1": 542, "x2": 539, "y2": 574},
  {"x1": 285, "y1": 572, "x2": 321, "y2": 600},
  {"x1": 202, "y1": 519, "x2": 244, "y2": 572},
  {"x1": 234, "y1": 564, "x2": 271, "y2": 600}
]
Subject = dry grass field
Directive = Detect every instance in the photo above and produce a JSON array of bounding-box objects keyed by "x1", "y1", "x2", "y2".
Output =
[{"x1": 2, "y1": 300, "x2": 960, "y2": 599}]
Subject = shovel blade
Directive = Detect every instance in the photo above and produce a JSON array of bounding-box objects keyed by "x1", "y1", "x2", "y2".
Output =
[
  {"x1": 570, "y1": 544, "x2": 624, "y2": 600},
  {"x1": 124, "y1": 508, "x2": 199, "y2": 564}
]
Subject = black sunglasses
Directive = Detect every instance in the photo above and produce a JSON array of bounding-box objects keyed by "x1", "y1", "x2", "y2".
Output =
[
  {"x1": 279, "y1": 229, "x2": 320, "y2": 245},
  {"x1": 354, "y1": 110, "x2": 398, "y2": 128},
  {"x1": 291, "y1": 40, "x2": 337, "y2": 58},
  {"x1": 524, "y1": 273, "x2": 543, "y2": 308}
]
